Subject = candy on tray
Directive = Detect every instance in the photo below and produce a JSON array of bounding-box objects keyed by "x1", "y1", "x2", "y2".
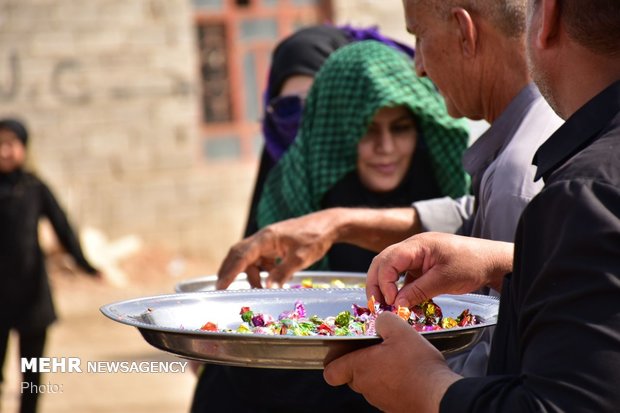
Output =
[{"x1": 200, "y1": 297, "x2": 480, "y2": 336}]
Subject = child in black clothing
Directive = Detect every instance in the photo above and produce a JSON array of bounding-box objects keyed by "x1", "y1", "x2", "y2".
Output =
[{"x1": 0, "y1": 118, "x2": 100, "y2": 413}]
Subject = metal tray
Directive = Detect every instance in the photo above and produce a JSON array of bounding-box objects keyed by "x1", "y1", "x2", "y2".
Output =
[
  {"x1": 100, "y1": 289, "x2": 499, "y2": 369},
  {"x1": 174, "y1": 271, "x2": 367, "y2": 292}
]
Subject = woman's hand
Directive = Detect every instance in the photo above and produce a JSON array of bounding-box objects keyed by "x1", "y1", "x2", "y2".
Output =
[{"x1": 216, "y1": 210, "x2": 341, "y2": 289}]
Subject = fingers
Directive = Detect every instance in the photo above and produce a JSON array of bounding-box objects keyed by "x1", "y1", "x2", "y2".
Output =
[
  {"x1": 245, "y1": 266, "x2": 263, "y2": 289},
  {"x1": 366, "y1": 240, "x2": 426, "y2": 305},
  {"x1": 216, "y1": 240, "x2": 265, "y2": 289},
  {"x1": 366, "y1": 256, "x2": 400, "y2": 305},
  {"x1": 324, "y1": 314, "x2": 416, "y2": 387},
  {"x1": 324, "y1": 313, "x2": 440, "y2": 409},
  {"x1": 323, "y1": 351, "x2": 355, "y2": 387},
  {"x1": 375, "y1": 312, "x2": 443, "y2": 362},
  {"x1": 216, "y1": 228, "x2": 282, "y2": 289},
  {"x1": 374, "y1": 311, "x2": 414, "y2": 338},
  {"x1": 266, "y1": 255, "x2": 305, "y2": 288},
  {"x1": 403, "y1": 269, "x2": 421, "y2": 285},
  {"x1": 393, "y1": 282, "x2": 431, "y2": 307}
]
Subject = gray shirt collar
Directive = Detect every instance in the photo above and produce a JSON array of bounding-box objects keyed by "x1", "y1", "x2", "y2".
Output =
[{"x1": 463, "y1": 83, "x2": 542, "y2": 188}]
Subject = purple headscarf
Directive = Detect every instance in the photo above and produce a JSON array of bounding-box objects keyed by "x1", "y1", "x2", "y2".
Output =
[
  {"x1": 262, "y1": 24, "x2": 416, "y2": 163},
  {"x1": 262, "y1": 26, "x2": 351, "y2": 161}
]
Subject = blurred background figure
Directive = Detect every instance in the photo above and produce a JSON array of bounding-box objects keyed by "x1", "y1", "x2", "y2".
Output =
[
  {"x1": 191, "y1": 40, "x2": 469, "y2": 413},
  {"x1": 0, "y1": 118, "x2": 100, "y2": 413}
]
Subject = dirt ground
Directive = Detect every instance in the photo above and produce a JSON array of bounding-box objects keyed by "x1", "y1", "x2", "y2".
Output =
[{"x1": 1, "y1": 247, "x2": 219, "y2": 413}]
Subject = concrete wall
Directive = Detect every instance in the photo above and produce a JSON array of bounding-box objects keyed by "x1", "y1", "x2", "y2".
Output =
[
  {"x1": 333, "y1": 0, "x2": 412, "y2": 45},
  {"x1": 0, "y1": 0, "x2": 255, "y2": 262}
]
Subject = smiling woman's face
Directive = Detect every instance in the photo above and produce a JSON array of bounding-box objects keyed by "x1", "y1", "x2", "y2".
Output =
[{"x1": 357, "y1": 106, "x2": 418, "y2": 192}]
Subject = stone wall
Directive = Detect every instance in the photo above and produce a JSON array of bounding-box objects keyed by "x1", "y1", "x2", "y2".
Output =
[{"x1": 0, "y1": 0, "x2": 255, "y2": 263}]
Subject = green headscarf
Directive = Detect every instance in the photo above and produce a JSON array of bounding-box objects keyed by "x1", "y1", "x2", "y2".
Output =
[{"x1": 257, "y1": 41, "x2": 470, "y2": 230}]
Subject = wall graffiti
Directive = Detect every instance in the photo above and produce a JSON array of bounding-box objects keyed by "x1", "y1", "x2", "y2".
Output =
[
  {"x1": 1, "y1": 50, "x2": 92, "y2": 105},
  {"x1": 2, "y1": 49, "x2": 192, "y2": 105},
  {"x1": 0, "y1": 50, "x2": 20, "y2": 101},
  {"x1": 50, "y1": 58, "x2": 92, "y2": 105}
]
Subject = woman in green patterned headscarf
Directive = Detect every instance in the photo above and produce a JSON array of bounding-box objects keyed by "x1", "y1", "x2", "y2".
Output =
[{"x1": 257, "y1": 40, "x2": 470, "y2": 271}]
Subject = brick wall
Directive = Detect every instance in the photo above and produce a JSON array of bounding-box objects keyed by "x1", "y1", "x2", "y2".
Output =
[{"x1": 0, "y1": 0, "x2": 255, "y2": 263}]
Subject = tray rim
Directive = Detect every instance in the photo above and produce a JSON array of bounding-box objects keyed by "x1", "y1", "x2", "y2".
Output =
[
  {"x1": 100, "y1": 288, "x2": 499, "y2": 341},
  {"x1": 174, "y1": 270, "x2": 368, "y2": 293}
]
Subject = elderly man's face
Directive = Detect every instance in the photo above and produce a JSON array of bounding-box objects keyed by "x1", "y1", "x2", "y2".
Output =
[{"x1": 403, "y1": 0, "x2": 478, "y2": 120}]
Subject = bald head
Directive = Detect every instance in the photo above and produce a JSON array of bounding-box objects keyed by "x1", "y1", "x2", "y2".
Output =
[{"x1": 410, "y1": 0, "x2": 527, "y2": 38}]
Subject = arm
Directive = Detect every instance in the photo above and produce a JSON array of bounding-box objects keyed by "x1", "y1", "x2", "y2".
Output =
[
  {"x1": 218, "y1": 195, "x2": 476, "y2": 289},
  {"x1": 333, "y1": 207, "x2": 421, "y2": 251},
  {"x1": 323, "y1": 232, "x2": 512, "y2": 412},
  {"x1": 216, "y1": 206, "x2": 421, "y2": 289},
  {"x1": 331, "y1": 182, "x2": 620, "y2": 413},
  {"x1": 365, "y1": 232, "x2": 513, "y2": 307},
  {"x1": 414, "y1": 195, "x2": 475, "y2": 235},
  {"x1": 40, "y1": 182, "x2": 99, "y2": 275},
  {"x1": 334, "y1": 196, "x2": 476, "y2": 250},
  {"x1": 443, "y1": 180, "x2": 620, "y2": 412}
]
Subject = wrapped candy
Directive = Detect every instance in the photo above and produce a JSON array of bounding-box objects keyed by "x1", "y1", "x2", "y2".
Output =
[{"x1": 199, "y1": 297, "x2": 480, "y2": 336}]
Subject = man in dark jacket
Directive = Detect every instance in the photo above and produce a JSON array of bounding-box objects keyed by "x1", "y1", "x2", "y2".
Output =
[
  {"x1": 322, "y1": 0, "x2": 620, "y2": 412},
  {"x1": 0, "y1": 118, "x2": 100, "y2": 413}
]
